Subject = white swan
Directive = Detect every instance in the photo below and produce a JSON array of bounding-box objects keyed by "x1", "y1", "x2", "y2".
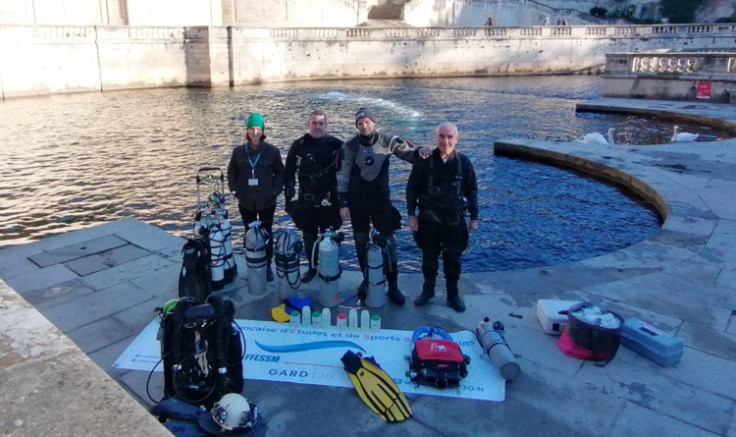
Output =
[
  {"x1": 583, "y1": 128, "x2": 615, "y2": 144},
  {"x1": 671, "y1": 125, "x2": 699, "y2": 142}
]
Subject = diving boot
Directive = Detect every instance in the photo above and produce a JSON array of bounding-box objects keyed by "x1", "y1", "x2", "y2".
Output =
[
  {"x1": 386, "y1": 264, "x2": 405, "y2": 305},
  {"x1": 301, "y1": 267, "x2": 317, "y2": 283},
  {"x1": 446, "y1": 280, "x2": 466, "y2": 313},
  {"x1": 414, "y1": 280, "x2": 435, "y2": 306},
  {"x1": 302, "y1": 232, "x2": 318, "y2": 283}
]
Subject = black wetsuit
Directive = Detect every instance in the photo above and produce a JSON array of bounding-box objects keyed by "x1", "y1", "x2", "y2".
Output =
[
  {"x1": 284, "y1": 133, "x2": 343, "y2": 269},
  {"x1": 406, "y1": 148, "x2": 478, "y2": 283}
]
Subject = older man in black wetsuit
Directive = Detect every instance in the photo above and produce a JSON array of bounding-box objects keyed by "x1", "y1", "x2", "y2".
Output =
[
  {"x1": 407, "y1": 122, "x2": 478, "y2": 312},
  {"x1": 284, "y1": 110, "x2": 343, "y2": 282},
  {"x1": 337, "y1": 107, "x2": 431, "y2": 305}
]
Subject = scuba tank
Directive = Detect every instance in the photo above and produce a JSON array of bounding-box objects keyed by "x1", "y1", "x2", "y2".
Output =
[
  {"x1": 209, "y1": 194, "x2": 237, "y2": 285},
  {"x1": 475, "y1": 318, "x2": 521, "y2": 381},
  {"x1": 193, "y1": 190, "x2": 236, "y2": 291},
  {"x1": 274, "y1": 226, "x2": 303, "y2": 300},
  {"x1": 218, "y1": 213, "x2": 237, "y2": 284},
  {"x1": 200, "y1": 214, "x2": 226, "y2": 291},
  {"x1": 318, "y1": 227, "x2": 343, "y2": 307},
  {"x1": 245, "y1": 221, "x2": 269, "y2": 296},
  {"x1": 365, "y1": 230, "x2": 386, "y2": 308}
]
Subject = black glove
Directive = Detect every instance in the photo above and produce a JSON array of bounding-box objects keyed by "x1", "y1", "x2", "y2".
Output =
[{"x1": 284, "y1": 186, "x2": 296, "y2": 200}]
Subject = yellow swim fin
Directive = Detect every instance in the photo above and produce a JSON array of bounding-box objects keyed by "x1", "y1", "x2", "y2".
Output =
[{"x1": 341, "y1": 350, "x2": 412, "y2": 423}]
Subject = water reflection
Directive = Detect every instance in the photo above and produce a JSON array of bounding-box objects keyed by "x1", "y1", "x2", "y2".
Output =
[{"x1": 0, "y1": 76, "x2": 671, "y2": 272}]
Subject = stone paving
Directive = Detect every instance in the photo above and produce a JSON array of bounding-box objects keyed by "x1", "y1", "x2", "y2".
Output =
[{"x1": 1, "y1": 98, "x2": 736, "y2": 437}]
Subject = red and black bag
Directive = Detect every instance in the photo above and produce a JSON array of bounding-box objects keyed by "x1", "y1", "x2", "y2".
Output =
[{"x1": 409, "y1": 326, "x2": 470, "y2": 389}]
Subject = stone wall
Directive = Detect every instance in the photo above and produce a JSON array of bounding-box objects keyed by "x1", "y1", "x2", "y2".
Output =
[
  {"x1": 603, "y1": 50, "x2": 736, "y2": 102},
  {"x1": 0, "y1": 0, "x2": 363, "y2": 26},
  {"x1": 2, "y1": 24, "x2": 736, "y2": 99}
]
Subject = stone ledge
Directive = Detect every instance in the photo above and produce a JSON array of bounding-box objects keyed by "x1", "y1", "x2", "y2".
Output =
[{"x1": 0, "y1": 280, "x2": 172, "y2": 437}]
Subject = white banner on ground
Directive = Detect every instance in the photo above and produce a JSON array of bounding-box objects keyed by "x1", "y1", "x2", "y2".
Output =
[{"x1": 113, "y1": 318, "x2": 505, "y2": 402}]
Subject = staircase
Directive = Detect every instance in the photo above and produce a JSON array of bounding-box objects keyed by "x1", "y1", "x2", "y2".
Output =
[{"x1": 367, "y1": 1, "x2": 405, "y2": 20}]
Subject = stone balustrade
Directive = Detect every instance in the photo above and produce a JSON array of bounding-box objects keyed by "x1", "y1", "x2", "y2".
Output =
[
  {"x1": 2, "y1": 23, "x2": 736, "y2": 99},
  {"x1": 605, "y1": 52, "x2": 735, "y2": 77},
  {"x1": 603, "y1": 51, "x2": 736, "y2": 102}
]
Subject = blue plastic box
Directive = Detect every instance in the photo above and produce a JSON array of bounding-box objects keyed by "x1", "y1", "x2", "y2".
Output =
[{"x1": 620, "y1": 318, "x2": 683, "y2": 366}]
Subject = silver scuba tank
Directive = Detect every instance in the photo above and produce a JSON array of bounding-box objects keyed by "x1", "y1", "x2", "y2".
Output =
[
  {"x1": 318, "y1": 227, "x2": 343, "y2": 307},
  {"x1": 475, "y1": 318, "x2": 521, "y2": 381},
  {"x1": 205, "y1": 215, "x2": 226, "y2": 291},
  {"x1": 365, "y1": 230, "x2": 386, "y2": 308},
  {"x1": 211, "y1": 205, "x2": 236, "y2": 284},
  {"x1": 275, "y1": 226, "x2": 303, "y2": 300},
  {"x1": 245, "y1": 221, "x2": 268, "y2": 296}
]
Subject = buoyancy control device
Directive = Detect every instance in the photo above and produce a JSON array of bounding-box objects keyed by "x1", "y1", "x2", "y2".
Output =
[
  {"x1": 157, "y1": 294, "x2": 245, "y2": 409},
  {"x1": 245, "y1": 221, "x2": 269, "y2": 296},
  {"x1": 408, "y1": 326, "x2": 470, "y2": 389},
  {"x1": 274, "y1": 226, "x2": 303, "y2": 300},
  {"x1": 318, "y1": 227, "x2": 344, "y2": 307},
  {"x1": 178, "y1": 238, "x2": 212, "y2": 301}
]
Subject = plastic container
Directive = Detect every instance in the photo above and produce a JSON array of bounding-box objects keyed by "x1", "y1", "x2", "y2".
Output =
[
  {"x1": 536, "y1": 299, "x2": 581, "y2": 335},
  {"x1": 360, "y1": 310, "x2": 371, "y2": 330},
  {"x1": 348, "y1": 309, "x2": 358, "y2": 328},
  {"x1": 563, "y1": 302, "x2": 624, "y2": 362},
  {"x1": 289, "y1": 310, "x2": 300, "y2": 324},
  {"x1": 370, "y1": 314, "x2": 381, "y2": 331},
  {"x1": 336, "y1": 312, "x2": 347, "y2": 327},
  {"x1": 311, "y1": 310, "x2": 322, "y2": 327},
  {"x1": 620, "y1": 318, "x2": 683, "y2": 366},
  {"x1": 321, "y1": 308, "x2": 331, "y2": 326},
  {"x1": 301, "y1": 305, "x2": 311, "y2": 325}
]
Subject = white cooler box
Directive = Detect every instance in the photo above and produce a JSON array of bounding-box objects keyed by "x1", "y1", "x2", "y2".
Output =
[{"x1": 536, "y1": 299, "x2": 581, "y2": 335}]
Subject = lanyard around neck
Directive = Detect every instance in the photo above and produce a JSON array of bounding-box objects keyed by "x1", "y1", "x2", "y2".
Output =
[
  {"x1": 246, "y1": 145, "x2": 261, "y2": 167},
  {"x1": 246, "y1": 145, "x2": 260, "y2": 178}
]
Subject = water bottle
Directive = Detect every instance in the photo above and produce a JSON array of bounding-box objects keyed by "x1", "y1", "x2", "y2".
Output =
[
  {"x1": 348, "y1": 309, "x2": 358, "y2": 329},
  {"x1": 290, "y1": 311, "x2": 300, "y2": 324},
  {"x1": 360, "y1": 310, "x2": 371, "y2": 330},
  {"x1": 302, "y1": 305, "x2": 312, "y2": 325},
  {"x1": 311, "y1": 310, "x2": 322, "y2": 327},
  {"x1": 321, "y1": 308, "x2": 332, "y2": 326},
  {"x1": 336, "y1": 313, "x2": 347, "y2": 327},
  {"x1": 370, "y1": 314, "x2": 381, "y2": 331}
]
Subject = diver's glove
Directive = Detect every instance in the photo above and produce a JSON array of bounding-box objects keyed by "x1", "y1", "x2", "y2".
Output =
[{"x1": 284, "y1": 185, "x2": 296, "y2": 201}]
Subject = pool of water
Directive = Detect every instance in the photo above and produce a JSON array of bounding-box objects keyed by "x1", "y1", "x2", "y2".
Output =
[{"x1": 0, "y1": 76, "x2": 670, "y2": 272}]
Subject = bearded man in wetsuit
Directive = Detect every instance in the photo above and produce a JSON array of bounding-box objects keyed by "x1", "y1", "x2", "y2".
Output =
[
  {"x1": 337, "y1": 107, "x2": 431, "y2": 305},
  {"x1": 284, "y1": 110, "x2": 343, "y2": 282}
]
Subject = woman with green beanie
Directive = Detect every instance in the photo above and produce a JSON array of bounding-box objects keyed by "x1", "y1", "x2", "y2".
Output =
[{"x1": 227, "y1": 113, "x2": 285, "y2": 282}]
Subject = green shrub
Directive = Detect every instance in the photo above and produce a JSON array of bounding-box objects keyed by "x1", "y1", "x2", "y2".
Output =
[
  {"x1": 660, "y1": 0, "x2": 703, "y2": 23},
  {"x1": 590, "y1": 6, "x2": 608, "y2": 18}
]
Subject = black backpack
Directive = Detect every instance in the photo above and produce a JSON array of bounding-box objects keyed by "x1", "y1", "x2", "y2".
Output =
[
  {"x1": 178, "y1": 238, "x2": 212, "y2": 301},
  {"x1": 159, "y1": 295, "x2": 244, "y2": 408}
]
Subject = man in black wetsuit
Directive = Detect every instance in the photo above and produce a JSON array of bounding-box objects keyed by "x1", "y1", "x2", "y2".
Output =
[
  {"x1": 407, "y1": 122, "x2": 478, "y2": 312},
  {"x1": 284, "y1": 110, "x2": 343, "y2": 282},
  {"x1": 337, "y1": 107, "x2": 431, "y2": 305}
]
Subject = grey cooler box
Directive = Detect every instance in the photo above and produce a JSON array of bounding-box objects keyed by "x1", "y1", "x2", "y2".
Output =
[{"x1": 620, "y1": 317, "x2": 683, "y2": 366}]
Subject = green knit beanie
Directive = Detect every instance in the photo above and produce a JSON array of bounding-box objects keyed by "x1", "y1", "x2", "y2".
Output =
[{"x1": 246, "y1": 113, "x2": 265, "y2": 129}]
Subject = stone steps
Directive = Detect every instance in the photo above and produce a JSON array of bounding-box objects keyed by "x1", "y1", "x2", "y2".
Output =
[{"x1": 368, "y1": 3, "x2": 404, "y2": 20}]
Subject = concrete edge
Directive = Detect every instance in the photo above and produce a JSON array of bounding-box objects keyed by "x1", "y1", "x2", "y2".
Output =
[
  {"x1": 0, "y1": 279, "x2": 173, "y2": 437},
  {"x1": 492, "y1": 141, "x2": 670, "y2": 220}
]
